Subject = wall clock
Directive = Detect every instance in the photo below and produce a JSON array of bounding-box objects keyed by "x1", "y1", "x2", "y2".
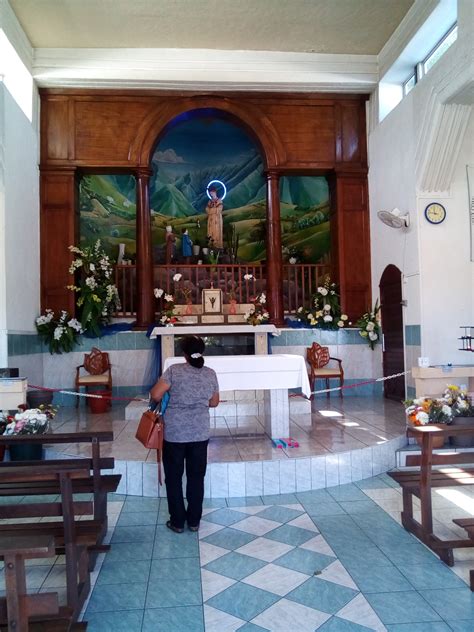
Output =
[{"x1": 424, "y1": 202, "x2": 446, "y2": 224}]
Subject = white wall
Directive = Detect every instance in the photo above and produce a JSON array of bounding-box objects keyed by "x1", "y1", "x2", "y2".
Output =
[
  {"x1": 369, "y1": 0, "x2": 474, "y2": 375},
  {"x1": 3, "y1": 82, "x2": 40, "y2": 333}
]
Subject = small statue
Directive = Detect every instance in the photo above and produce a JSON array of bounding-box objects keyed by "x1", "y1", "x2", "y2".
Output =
[
  {"x1": 181, "y1": 228, "x2": 193, "y2": 262},
  {"x1": 206, "y1": 186, "x2": 223, "y2": 248},
  {"x1": 165, "y1": 225, "x2": 176, "y2": 264}
]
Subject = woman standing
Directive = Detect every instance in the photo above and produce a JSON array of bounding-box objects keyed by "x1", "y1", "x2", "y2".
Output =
[{"x1": 151, "y1": 335, "x2": 219, "y2": 533}]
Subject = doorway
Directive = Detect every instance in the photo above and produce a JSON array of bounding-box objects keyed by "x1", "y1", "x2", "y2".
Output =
[{"x1": 379, "y1": 265, "x2": 405, "y2": 400}]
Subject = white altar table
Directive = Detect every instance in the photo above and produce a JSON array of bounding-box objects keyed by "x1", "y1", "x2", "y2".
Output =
[{"x1": 163, "y1": 354, "x2": 311, "y2": 439}]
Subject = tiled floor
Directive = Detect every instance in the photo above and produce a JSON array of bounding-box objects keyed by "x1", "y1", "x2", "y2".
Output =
[
  {"x1": 46, "y1": 397, "x2": 406, "y2": 463},
  {"x1": 2, "y1": 474, "x2": 474, "y2": 630}
]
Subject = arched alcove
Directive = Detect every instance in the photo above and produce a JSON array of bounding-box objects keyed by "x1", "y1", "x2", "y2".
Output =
[{"x1": 379, "y1": 264, "x2": 405, "y2": 400}]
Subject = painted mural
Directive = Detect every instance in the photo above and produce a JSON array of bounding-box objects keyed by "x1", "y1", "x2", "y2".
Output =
[{"x1": 79, "y1": 113, "x2": 331, "y2": 264}]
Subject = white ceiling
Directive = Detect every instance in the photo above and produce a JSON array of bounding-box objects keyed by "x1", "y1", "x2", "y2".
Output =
[{"x1": 10, "y1": 0, "x2": 414, "y2": 55}]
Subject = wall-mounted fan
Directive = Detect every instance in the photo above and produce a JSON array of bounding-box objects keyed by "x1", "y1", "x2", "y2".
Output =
[{"x1": 377, "y1": 208, "x2": 410, "y2": 229}]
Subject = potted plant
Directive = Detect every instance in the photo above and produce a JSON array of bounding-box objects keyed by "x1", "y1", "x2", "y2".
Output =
[
  {"x1": 2, "y1": 404, "x2": 56, "y2": 461},
  {"x1": 443, "y1": 385, "x2": 474, "y2": 447},
  {"x1": 35, "y1": 309, "x2": 83, "y2": 354},
  {"x1": 193, "y1": 239, "x2": 201, "y2": 257},
  {"x1": 153, "y1": 288, "x2": 179, "y2": 326},
  {"x1": 245, "y1": 292, "x2": 270, "y2": 326},
  {"x1": 356, "y1": 300, "x2": 381, "y2": 350},
  {"x1": 405, "y1": 397, "x2": 454, "y2": 448},
  {"x1": 295, "y1": 276, "x2": 348, "y2": 330}
]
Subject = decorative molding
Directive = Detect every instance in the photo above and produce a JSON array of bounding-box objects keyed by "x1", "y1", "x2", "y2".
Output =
[
  {"x1": 416, "y1": 96, "x2": 472, "y2": 192},
  {"x1": 377, "y1": 0, "x2": 439, "y2": 80},
  {"x1": 32, "y1": 48, "x2": 378, "y2": 93},
  {"x1": 0, "y1": 0, "x2": 33, "y2": 71}
]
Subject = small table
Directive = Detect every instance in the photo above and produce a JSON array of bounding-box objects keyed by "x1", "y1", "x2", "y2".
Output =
[
  {"x1": 412, "y1": 365, "x2": 474, "y2": 396},
  {"x1": 163, "y1": 354, "x2": 311, "y2": 439}
]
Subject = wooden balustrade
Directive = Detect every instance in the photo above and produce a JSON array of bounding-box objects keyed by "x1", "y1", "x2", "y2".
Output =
[{"x1": 113, "y1": 263, "x2": 332, "y2": 318}]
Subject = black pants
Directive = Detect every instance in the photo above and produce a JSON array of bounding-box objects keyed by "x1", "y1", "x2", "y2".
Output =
[{"x1": 163, "y1": 439, "x2": 209, "y2": 529}]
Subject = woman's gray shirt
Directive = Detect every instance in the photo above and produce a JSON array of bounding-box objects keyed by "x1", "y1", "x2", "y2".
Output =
[{"x1": 161, "y1": 363, "x2": 219, "y2": 443}]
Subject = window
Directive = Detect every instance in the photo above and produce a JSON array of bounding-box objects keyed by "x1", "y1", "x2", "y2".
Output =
[
  {"x1": 423, "y1": 24, "x2": 458, "y2": 75},
  {"x1": 403, "y1": 74, "x2": 416, "y2": 96}
]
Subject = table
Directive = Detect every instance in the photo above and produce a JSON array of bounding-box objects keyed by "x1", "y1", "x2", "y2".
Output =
[
  {"x1": 412, "y1": 366, "x2": 474, "y2": 396},
  {"x1": 163, "y1": 354, "x2": 311, "y2": 439}
]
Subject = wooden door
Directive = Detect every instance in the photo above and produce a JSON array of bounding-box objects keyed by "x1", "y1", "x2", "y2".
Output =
[{"x1": 379, "y1": 265, "x2": 405, "y2": 400}]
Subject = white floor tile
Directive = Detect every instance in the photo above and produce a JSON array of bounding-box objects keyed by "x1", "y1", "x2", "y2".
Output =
[
  {"x1": 199, "y1": 541, "x2": 229, "y2": 565},
  {"x1": 231, "y1": 515, "x2": 281, "y2": 536},
  {"x1": 319, "y1": 560, "x2": 358, "y2": 590},
  {"x1": 336, "y1": 593, "x2": 386, "y2": 632},
  {"x1": 251, "y1": 598, "x2": 331, "y2": 632},
  {"x1": 287, "y1": 514, "x2": 319, "y2": 532},
  {"x1": 235, "y1": 537, "x2": 294, "y2": 562},
  {"x1": 300, "y1": 534, "x2": 336, "y2": 557},
  {"x1": 198, "y1": 520, "x2": 226, "y2": 540},
  {"x1": 204, "y1": 605, "x2": 245, "y2": 632},
  {"x1": 201, "y1": 569, "x2": 237, "y2": 601},
  {"x1": 242, "y1": 563, "x2": 308, "y2": 596}
]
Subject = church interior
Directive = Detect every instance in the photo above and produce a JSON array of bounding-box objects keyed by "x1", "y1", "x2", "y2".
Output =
[{"x1": 0, "y1": 0, "x2": 473, "y2": 630}]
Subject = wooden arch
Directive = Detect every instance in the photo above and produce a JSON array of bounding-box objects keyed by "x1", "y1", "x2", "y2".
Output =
[{"x1": 129, "y1": 96, "x2": 286, "y2": 169}]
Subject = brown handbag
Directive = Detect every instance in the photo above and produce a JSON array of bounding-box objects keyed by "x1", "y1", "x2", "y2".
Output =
[{"x1": 135, "y1": 409, "x2": 164, "y2": 485}]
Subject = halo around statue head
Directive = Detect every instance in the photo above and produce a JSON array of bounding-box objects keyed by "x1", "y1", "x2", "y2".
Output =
[{"x1": 206, "y1": 180, "x2": 227, "y2": 201}]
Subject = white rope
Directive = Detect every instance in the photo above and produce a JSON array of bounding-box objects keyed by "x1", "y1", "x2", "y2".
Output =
[{"x1": 311, "y1": 370, "x2": 411, "y2": 395}]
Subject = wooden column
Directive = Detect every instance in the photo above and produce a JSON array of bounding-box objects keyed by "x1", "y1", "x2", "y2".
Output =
[
  {"x1": 40, "y1": 167, "x2": 77, "y2": 314},
  {"x1": 265, "y1": 170, "x2": 284, "y2": 326},
  {"x1": 135, "y1": 167, "x2": 154, "y2": 327}
]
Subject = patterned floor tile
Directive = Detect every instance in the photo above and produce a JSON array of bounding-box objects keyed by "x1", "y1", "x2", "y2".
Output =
[
  {"x1": 203, "y1": 604, "x2": 245, "y2": 632},
  {"x1": 198, "y1": 520, "x2": 226, "y2": 539},
  {"x1": 242, "y1": 563, "x2": 309, "y2": 596},
  {"x1": 206, "y1": 582, "x2": 279, "y2": 621},
  {"x1": 385, "y1": 623, "x2": 452, "y2": 632},
  {"x1": 251, "y1": 597, "x2": 331, "y2": 632},
  {"x1": 335, "y1": 593, "x2": 386, "y2": 632},
  {"x1": 202, "y1": 527, "x2": 257, "y2": 550},
  {"x1": 398, "y1": 563, "x2": 467, "y2": 590},
  {"x1": 318, "y1": 616, "x2": 375, "y2": 631},
  {"x1": 201, "y1": 569, "x2": 237, "y2": 601},
  {"x1": 199, "y1": 542, "x2": 229, "y2": 565},
  {"x1": 86, "y1": 581, "x2": 147, "y2": 613},
  {"x1": 300, "y1": 534, "x2": 336, "y2": 556},
  {"x1": 227, "y1": 506, "x2": 267, "y2": 515},
  {"x1": 262, "y1": 493, "x2": 299, "y2": 505},
  {"x1": 226, "y1": 497, "x2": 264, "y2": 507},
  {"x1": 274, "y1": 547, "x2": 335, "y2": 575},
  {"x1": 85, "y1": 610, "x2": 144, "y2": 632},
  {"x1": 235, "y1": 536, "x2": 294, "y2": 562},
  {"x1": 265, "y1": 524, "x2": 316, "y2": 546},
  {"x1": 419, "y1": 587, "x2": 474, "y2": 621},
  {"x1": 204, "y1": 551, "x2": 267, "y2": 581},
  {"x1": 235, "y1": 623, "x2": 269, "y2": 632},
  {"x1": 257, "y1": 505, "x2": 303, "y2": 524},
  {"x1": 319, "y1": 560, "x2": 358, "y2": 590},
  {"x1": 149, "y1": 557, "x2": 201, "y2": 581},
  {"x1": 346, "y1": 563, "x2": 411, "y2": 593},
  {"x1": 231, "y1": 516, "x2": 282, "y2": 536},
  {"x1": 286, "y1": 577, "x2": 359, "y2": 615},
  {"x1": 146, "y1": 578, "x2": 202, "y2": 608},
  {"x1": 204, "y1": 508, "x2": 250, "y2": 526},
  {"x1": 287, "y1": 513, "x2": 319, "y2": 532},
  {"x1": 97, "y1": 560, "x2": 151, "y2": 586}
]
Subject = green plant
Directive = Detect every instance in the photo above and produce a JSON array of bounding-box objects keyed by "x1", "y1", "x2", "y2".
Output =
[
  {"x1": 245, "y1": 292, "x2": 270, "y2": 326},
  {"x1": 296, "y1": 276, "x2": 348, "y2": 330},
  {"x1": 225, "y1": 224, "x2": 240, "y2": 262},
  {"x1": 356, "y1": 300, "x2": 381, "y2": 350},
  {"x1": 35, "y1": 310, "x2": 83, "y2": 354},
  {"x1": 68, "y1": 240, "x2": 121, "y2": 336}
]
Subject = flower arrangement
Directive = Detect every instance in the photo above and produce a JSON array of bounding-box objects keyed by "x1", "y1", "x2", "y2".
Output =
[
  {"x1": 405, "y1": 397, "x2": 454, "y2": 426},
  {"x1": 35, "y1": 310, "x2": 84, "y2": 354},
  {"x1": 296, "y1": 276, "x2": 348, "y2": 330},
  {"x1": 68, "y1": 240, "x2": 121, "y2": 336},
  {"x1": 245, "y1": 292, "x2": 270, "y2": 326},
  {"x1": 0, "y1": 404, "x2": 56, "y2": 436},
  {"x1": 154, "y1": 288, "x2": 178, "y2": 326},
  {"x1": 356, "y1": 300, "x2": 381, "y2": 350},
  {"x1": 443, "y1": 385, "x2": 474, "y2": 417}
]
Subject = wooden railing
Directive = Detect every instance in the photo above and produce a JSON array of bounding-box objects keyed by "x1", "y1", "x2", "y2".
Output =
[{"x1": 113, "y1": 263, "x2": 332, "y2": 317}]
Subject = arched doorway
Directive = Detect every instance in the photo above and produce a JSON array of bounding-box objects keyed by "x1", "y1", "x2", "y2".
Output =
[{"x1": 379, "y1": 265, "x2": 405, "y2": 400}]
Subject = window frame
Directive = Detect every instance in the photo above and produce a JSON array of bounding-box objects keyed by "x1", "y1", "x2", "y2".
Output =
[{"x1": 422, "y1": 23, "x2": 458, "y2": 75}]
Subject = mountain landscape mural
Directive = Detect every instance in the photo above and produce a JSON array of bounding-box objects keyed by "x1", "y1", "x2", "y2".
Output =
[{"x1": 79, "y1": 114, "x2": 331, "y2": 263}]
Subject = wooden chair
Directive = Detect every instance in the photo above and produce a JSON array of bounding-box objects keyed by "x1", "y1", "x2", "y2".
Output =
[
  {"x1": 306, "y1": 342, "x2": 344, "y2": 399},
  {"x1": 75, "y1": 348, "x2": 112, "y2": 408}
]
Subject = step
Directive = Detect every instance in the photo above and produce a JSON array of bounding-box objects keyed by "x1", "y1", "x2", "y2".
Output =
[{"x1": 396, "y1": 444, "x2": 474, "y2": 468}]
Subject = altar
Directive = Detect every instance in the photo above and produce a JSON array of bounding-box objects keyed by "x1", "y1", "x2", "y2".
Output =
[
  {"x1": 163, "y1": 354, "x2": 311, "y2": 439},
  {"x1": 150, "y1": 324, "x2": 280, "y2": 370}
]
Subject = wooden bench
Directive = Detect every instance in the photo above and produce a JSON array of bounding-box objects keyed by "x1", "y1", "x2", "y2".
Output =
[
  {"x1": 0, "y1": 432, "x2": 120, "y2": 543},
  {"x1": 453, "y1": 518, "x2": 474, "y2": 590},
  {"x1": 0, "y1": 464, "x2": 94, "y2": 629},
  {"x1": 388, "y1": 423, "x2": 474, "y2": 569}
]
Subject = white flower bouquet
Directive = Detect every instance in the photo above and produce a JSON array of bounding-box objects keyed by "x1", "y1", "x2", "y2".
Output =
[
  {"x1": 245, "y1": 292, "x2": 270, "y2": 326},
  {"x1": 35, "y1": 309, "x2": 84, "y2": 354},
  {"x1": 356, "y1": 300, "x2": 381, "y2": 350},
  {"x1": 295, "y1": 276, "x2": 348, "y2": 330}
]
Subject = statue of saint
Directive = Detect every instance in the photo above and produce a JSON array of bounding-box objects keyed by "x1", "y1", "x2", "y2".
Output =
[
  {"x1": 165, "y1": 225, "x2": 176, "y2": 264},
  {"x1": 206, "y1": 186, "x2": 223, "y2": 248},
  {"x1": 181, "y1": 228, "x2": 193, "y2": 262}
]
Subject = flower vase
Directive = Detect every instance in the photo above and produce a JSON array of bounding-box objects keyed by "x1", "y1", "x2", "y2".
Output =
[
  {"x1": 229, "y1": 299, "x2": 237, "y2": 315},
  {"x1": 184, "y1": 301, "x2": 193, "y2": 316}
]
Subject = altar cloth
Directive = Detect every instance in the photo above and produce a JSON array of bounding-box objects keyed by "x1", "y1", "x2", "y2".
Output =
[{"x1": 163, "y1": 354, "x2": 311, "y2": 398}]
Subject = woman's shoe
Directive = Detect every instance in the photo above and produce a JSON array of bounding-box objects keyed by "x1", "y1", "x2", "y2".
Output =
[
  {"x1": 188, "y1": 524, "x2": 199, "y2": 532},
  {"x1": 166, "y1": 520, "x2": 184, "y2": 534}
]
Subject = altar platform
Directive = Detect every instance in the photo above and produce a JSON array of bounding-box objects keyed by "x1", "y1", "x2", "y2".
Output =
[{"x1": 44, "y1": 397, "x2": 407, "y2": 498}]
